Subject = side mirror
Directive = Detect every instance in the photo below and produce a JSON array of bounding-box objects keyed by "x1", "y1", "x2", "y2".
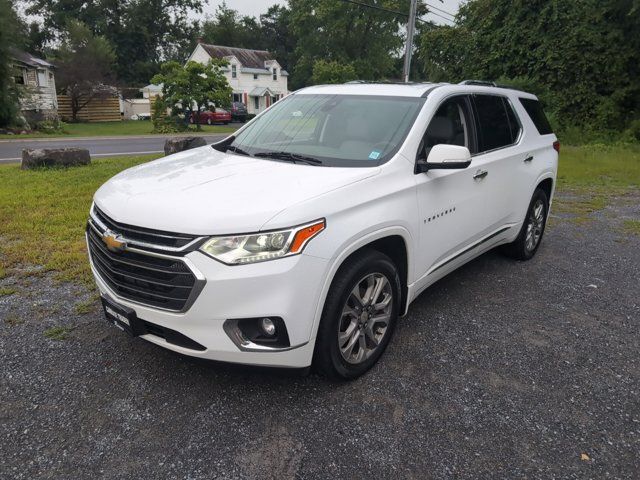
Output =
[{"x1": 416, "y1": 144, "x2": 472, "y2": 173}]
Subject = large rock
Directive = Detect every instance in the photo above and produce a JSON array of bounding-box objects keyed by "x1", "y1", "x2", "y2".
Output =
[
  {"x1": 164, "y1": 136, "x2": 207, "y2": 155},
  {"x1": 21, "y1": 148, "x2": 91, "y2": 170}
]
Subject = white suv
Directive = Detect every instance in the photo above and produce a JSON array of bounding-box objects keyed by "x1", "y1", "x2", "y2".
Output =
[{"x1": 88, "y1": 81, "x2": 558, "y2": 379}]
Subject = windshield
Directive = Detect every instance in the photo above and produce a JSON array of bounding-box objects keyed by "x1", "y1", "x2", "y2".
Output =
[{"x1": 227, "y1": 94, "x2": 425, "y2": 167}]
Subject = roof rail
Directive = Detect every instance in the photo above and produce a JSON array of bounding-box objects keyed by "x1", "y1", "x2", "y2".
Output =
[{"x1": 459, "y1": 80, "x2": 497, "y2": 87}]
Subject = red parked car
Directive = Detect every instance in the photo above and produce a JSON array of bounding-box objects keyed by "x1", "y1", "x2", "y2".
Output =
[{"x1": 190, "y1": 108, "x2": 231, "y2": 125}]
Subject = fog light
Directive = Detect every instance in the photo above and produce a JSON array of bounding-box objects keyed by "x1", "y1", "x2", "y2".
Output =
[{"x1": 261, "y1": 317, "x2": 276, "y2": 336}]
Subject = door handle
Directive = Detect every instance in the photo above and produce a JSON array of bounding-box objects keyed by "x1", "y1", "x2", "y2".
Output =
[
  {"x1": 524, "y1": 155, "x2": 534, "y2": 163},
  {"x1": 473, "y1": 169, "x2": 488, "y2": 180}
]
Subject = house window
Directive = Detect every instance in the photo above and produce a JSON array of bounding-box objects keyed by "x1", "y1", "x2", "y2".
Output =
[
  {"x1": 253, "y1": 73, "x2": 258, "y2": 80},
  {"x1": 254, "y1": 96, "x2": 260, "y2": 110},
  {"x1": 14, "y1": 70, "x2": 25, "y2": 85},
  {"x1": 272, "y1": 68, "x2": 277, "y2": 81},
  {"x1": 231, "y1": 65, "x2": 237, "y2": 78},
  {"x1": 232, "y1": 93, "x2": 241, "y2": 103},
  {"x1": 37, "y1": 69, "x2": 47, "y2": 87}
]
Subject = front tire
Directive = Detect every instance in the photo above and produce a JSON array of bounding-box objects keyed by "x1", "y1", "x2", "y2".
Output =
[
  {"x1": 314, "y1": 250, "x2": 401, "y2": 380},
  {"x1": 502, "y1": 188, "x2": 549, "y2": 260}
]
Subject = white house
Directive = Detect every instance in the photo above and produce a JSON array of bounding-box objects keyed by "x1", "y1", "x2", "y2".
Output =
[
  {"x1": 187, "y1": 42, "x2": 289, "y2": 115},
  {"x1": 10, "y1": 48, "x2": 58, "y2": 123}
]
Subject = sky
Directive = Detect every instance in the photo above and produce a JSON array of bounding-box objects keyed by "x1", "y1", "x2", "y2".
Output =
[{"x1": 202, "y1": 0, "x2": 463, "y2": 26}]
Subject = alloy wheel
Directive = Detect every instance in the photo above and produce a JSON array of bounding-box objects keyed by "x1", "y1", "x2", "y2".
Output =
[
  {"x1": 337, "y1": 273, "x2": 393, "y2": 364},
  {"x1": 525, "y1": 199, "x2": 545, "y2": 252}
]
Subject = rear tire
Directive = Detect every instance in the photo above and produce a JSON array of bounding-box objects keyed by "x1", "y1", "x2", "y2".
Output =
[
  {"x1": 502, "y1": 188, "x2": 549, "y2": 260},
  {"x1": 314, "y1": 250, "x2": 401, "y2": 380}
]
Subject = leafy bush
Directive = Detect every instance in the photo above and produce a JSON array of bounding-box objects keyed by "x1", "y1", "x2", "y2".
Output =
[
  {"x1": 34, "y1": 118, "x2": 67, "y2": 134},
  {"x1": 623, "y1": 120, "x2": 640, "y2": 143},
  {"x1": 151, "y1": 96, "x2": 188, "y2": 134}
]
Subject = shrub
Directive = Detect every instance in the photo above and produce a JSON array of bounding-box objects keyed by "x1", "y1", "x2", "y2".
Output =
[{"x1": 34, "y1": 118, "x2": 67, "y2": 134}]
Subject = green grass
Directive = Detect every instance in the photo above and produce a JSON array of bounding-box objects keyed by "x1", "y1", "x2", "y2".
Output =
[
  {"x1": 623, "y1": 219, "x2": 640, "y2": 236},
  {"x1": 554, "y1": 144, "x2": 640, "y2": 222},
  {"x1": 557, "y1": 144, "x2": 640, "y2": 191},
  {"x1": 0, "y1": 286, "x2": 16, "y2": 296},
  {"x1": 44, "y1": 326, "x2": 74, "y2": 340},
  {"x1": 74, "y1": 294, "x2": 100, "y2": 314},
  {"x1": 0, "y1": 120, "x2": 237, "y2": 139},
  {"x1": 0, "y1": 144, "x2": 638, "y2": 287},
  {"x1": 0, "y1": 154, "x2": 161, "y2": 284}
]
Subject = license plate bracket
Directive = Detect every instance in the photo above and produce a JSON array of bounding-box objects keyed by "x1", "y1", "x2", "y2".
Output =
[{"x1": 101, "y1": 296, "x2": 142, "y2": 337}]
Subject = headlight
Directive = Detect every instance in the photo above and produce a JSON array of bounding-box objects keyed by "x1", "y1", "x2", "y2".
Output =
[{"x1": 199, "y1": 219, "x2": 325, "y2": 265}]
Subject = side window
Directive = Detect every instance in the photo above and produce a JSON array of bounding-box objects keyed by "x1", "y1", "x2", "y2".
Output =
[
  {"x1": 473, "y1": 94, "x2": 515, "y2": 152},
  {"x1": 420, "y1": 96, "x2": 472, "y2": 159},
  {"x1": 519, "y1": 98, "x2": 553, "y2": 135}
]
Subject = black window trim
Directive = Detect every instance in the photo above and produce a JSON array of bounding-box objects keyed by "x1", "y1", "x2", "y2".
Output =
[
  {"x1": 470, "y1": 93, "x2": 523, "y2": 157},
  {"x1": 414, "y1": 93, "x2": 479, "y2": 171}
]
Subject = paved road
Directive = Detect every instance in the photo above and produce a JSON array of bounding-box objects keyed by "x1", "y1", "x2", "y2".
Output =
[
  {"x1": 0, "y1": 134, "x2": 229, "y2": 163},
  {"x1": 1, "y1": 191, "x2": 639, "y2": 479}
]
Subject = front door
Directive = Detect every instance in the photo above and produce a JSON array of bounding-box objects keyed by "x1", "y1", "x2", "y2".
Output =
[{"x1": 415, "y1": 95, "x2": 489, "y2": 282}]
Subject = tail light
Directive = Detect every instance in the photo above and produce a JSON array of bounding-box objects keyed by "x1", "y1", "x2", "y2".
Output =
[{"x1": 553, "y1": 140, "x2": 560, "y2": 153}]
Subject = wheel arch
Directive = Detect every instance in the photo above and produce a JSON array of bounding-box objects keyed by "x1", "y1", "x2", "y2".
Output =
[
  {"x1": 537, "y1": 177, "x2": 554, "y2": 202},
  {"x1": 310, "y1": 227, "x2": 413, "y2": 348}
]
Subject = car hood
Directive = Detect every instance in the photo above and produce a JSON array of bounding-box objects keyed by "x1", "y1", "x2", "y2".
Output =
[{"x1": 94, "y1": 146, "x2": 379, "y2": 235}]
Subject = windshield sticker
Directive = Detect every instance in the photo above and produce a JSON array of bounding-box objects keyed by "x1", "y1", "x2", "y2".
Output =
[{"x1": 368, "y1": 150, "x2": 381, "y2": 160}]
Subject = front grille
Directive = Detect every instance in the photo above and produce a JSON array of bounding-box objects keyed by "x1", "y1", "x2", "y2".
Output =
[
  {"x1": 93, "y1": 206, "x2": 198, "y2": 250},
  {"x1": 87, "y1": 213, "x2": 202, "y2": 311}
]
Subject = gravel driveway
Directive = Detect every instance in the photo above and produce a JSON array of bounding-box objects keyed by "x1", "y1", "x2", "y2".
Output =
[{"x1": 1, "y1": 192, "x2": 639, "y2": 479}]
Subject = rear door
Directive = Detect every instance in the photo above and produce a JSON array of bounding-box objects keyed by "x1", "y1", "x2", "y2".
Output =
[{"x1": 470, "y1": 94, "x2": 527, "y2": 231}]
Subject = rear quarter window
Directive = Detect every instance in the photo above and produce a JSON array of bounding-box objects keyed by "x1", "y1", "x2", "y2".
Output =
[{"x1": 519, "y1": 98, "x2": 553, "y2": 135}]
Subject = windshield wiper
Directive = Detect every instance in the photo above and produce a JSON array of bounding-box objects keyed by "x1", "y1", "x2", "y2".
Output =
[
  {"x1": 225, "y1": 145, "x2": 252, "y2": 157},
  {"x1": 253, "y1": 151, "x2": 323, "y2": 166}
]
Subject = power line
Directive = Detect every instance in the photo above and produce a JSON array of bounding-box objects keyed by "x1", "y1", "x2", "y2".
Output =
[
  {"x1": 336, "y1": 0, "x2": 455, "y2": 26},
  {"x1": 337, "y1": 0, "x2": 408, "y2": 17},
  {"x1": 425, "y1": 2, "x2": 456, "y2": 19},
  {"x1": 423, "y1": 9, "x2": 455, "y2": 24}
]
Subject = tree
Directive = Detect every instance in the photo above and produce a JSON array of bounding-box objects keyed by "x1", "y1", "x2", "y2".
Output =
[
  {"x1": 416, "y1": 0, "x2": 640, "y2": 131},
  {"x1": 0, "y1": 0, "x2": 22, "y2": 127},
  {"x1": 259, "y1": 5, "x2": 295, "y2": 73},
  {"x1": 198, "y1": 3, "x2": 294, "y2": 73},
  {"x1": 311, "y1": 60, "x2": 357, "y2": 84},
  {"x1": 151, "y1": 60, "x2": 232, "y2": 129},
  {"x1": 24, "y1": 0, "x2": 205, "y2": 85},
  {"x1": 200, "y1": 1, "x2": 262, "y2": 49},
  {"x1": 54, "y1": 21, "x2": 116, "y2": 121}
]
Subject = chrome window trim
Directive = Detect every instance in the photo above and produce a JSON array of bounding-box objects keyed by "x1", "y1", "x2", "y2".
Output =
[{"x1": 470, "y1": 92, "x2": 524, "y2": 157}]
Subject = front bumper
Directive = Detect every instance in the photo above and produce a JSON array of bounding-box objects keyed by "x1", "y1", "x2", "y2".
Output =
[{"x1": 90, "y1": 248, "x2": 330, "y2": 368}]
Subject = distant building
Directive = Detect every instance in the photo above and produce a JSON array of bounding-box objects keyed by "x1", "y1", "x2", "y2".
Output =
[
  {"x1": 187, "y1": 42, "x2": 289, "y2": 115},
  {"x1": 10, "y1": 48, "x2": 58, "y2": 123}
]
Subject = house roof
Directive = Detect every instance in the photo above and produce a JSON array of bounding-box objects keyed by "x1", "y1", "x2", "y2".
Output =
[
  {"x1": 10, "y1": 48, "x2": 54, "y2": 69},
  {"x1": 200, "y1": 44, "x2": 275, "y2": 69},
  {"x1": 141, "y1": 83, "x2": 163, "y2": 92},
  {"x1": 248, "y1": 87, "x2": 277, "y2": 97}
]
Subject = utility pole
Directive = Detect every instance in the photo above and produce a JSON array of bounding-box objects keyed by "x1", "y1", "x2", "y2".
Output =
[{"x1": 402, "y1": 0, "x2": 418, "y2": 83}]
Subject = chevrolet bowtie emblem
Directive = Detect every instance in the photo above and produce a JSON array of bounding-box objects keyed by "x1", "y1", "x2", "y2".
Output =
[{"x1": 102, "y1": 230, "x2": 126, "y2": 253}]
